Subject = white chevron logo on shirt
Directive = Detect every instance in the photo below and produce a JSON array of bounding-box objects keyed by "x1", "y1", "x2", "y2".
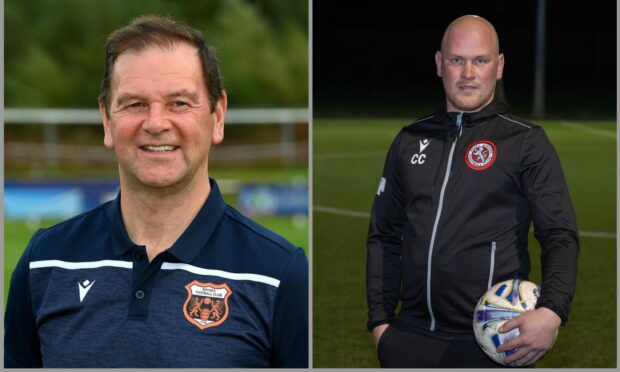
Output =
[
  {"x1": 419, "y1": 138, "x2": 431, "y2": 153},
  {"x1": 78, "y1": 279, "x2": 96, "y2": 302}
]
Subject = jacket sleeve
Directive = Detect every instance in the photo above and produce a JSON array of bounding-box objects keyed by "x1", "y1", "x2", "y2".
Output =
[
  {"x1": 4, "y1": 232, "x2": 43, "y2": 367},
  {"x1": 366, "y1": 133, "x2": 406, "y2": 331},
  {"x1": 271, "y1": 248, "x2": 308, "y2": 367},
  {"x1": 520, "y1": 126, "x2": 579, "y2": 325}
]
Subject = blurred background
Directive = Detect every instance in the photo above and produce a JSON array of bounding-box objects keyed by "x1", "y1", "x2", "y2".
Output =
[
  {"x1": 313, "y1": 0, "x2": 616, "y2": 368},
  {"x1": 4, "y1": 0, "x2": 308, "y2": 305},
  {"x1": 314, "y1": 0, "x2": 615, "y2": 119}
]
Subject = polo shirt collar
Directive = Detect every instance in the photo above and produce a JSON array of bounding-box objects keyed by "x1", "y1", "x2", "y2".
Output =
[{"x1": 107, "y1": 178, "x2": 227, "y2": 262}]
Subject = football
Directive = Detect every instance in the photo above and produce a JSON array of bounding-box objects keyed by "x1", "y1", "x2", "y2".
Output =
[{"x1": 473, "y1": 279, "x2": 540, "y2": 366}]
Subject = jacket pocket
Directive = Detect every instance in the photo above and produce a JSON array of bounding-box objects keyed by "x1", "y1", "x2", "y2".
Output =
[{"x1": 430, "y1": 241, "x2": 500, "y2": 330}]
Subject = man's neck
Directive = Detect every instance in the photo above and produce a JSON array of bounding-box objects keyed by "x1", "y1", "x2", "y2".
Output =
[{"x1": 119, "y1": 175, "x2": 211, "y2": 262}]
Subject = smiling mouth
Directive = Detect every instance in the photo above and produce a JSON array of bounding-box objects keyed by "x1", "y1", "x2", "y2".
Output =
[{"x1": 141, "y1": 145, "x2": 179, "y2": 152}]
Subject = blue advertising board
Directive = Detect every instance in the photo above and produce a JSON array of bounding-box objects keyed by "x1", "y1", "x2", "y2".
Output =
[
  {"x1": 5, "y1": 180, "x2": 308, "y2": 219},
  {"x1": 237, "y1": 183, "x2": 308, "y2": 216},
  {"x1": 5, "y1": 180, "x2": 119, "y2": 220}
]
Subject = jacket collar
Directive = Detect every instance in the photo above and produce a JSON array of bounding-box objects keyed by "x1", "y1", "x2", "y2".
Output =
[
  {"x1": 432, "y1": 99, "x2": 512, "y2": 128},
  {"x1": 107, "y1": 178, "x2": 227, "y2": 263}
]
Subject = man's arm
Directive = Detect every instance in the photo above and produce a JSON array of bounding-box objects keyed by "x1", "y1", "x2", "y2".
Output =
[
  {"x1": 5, "y1": 235, "x2": 43, "y2": 367},
  {"x1": 271, "y1": 248, "x2": 308, "y2": 368},
  {"x1": 366, "y1": 133, "x2": 406, "y2": 337},
  {"x1": 524, "y1": 127, "x2": 579, "y2": 322},
  {"x1": 499, "y1": 126, "x2": 579, "y2": 366}
]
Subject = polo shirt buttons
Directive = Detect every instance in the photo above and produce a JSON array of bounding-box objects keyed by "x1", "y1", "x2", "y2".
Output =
[
  {"x1": 134, "y1": 251, "x2": 144, "y2": 261},
  {"x1": 135, "y1": 290, "x2": 145, "y2": 300}
]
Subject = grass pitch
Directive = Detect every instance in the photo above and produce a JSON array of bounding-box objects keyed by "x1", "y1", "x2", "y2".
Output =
[{"x1": 313, "y1": 118, "x2": 616, "y2": 368}]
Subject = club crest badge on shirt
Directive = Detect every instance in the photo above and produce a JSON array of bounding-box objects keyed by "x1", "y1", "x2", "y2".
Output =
[
  {"x1": 183, "y1": 281, "x2": 232, "y2": 330},
  {"x1": 465, "y1": 140, "x2": 497, "y2": 171}
]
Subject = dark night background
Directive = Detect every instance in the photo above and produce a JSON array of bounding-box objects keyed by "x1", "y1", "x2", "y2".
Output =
[{"x1": 313, "y1": 0, "x2": 616, "y2": 119}]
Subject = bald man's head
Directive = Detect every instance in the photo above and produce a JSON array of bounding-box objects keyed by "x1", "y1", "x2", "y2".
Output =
[
  {"x1": 435, "y1": 15, "x2": 504, "y2": 112},
  {"x1": 440, "y1": 15, "x2": 500, "y2": 55}
]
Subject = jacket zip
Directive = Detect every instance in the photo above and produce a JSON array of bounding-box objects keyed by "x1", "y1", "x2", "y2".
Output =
[
  {"x1": 487, "y1": 241, "x2": 497, "y2": 289},
  {"x1": 426, "y1": 112, "x2": 463, "y2": 331}
]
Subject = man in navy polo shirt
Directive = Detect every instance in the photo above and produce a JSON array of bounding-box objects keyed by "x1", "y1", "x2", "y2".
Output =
[{"x1": 5, "y1": 16, "x2": 308, "y2": 368}]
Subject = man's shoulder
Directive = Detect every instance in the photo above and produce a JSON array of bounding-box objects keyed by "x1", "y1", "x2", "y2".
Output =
[
  {"x1": 26, "y1": 201, "x2": 113, "y2": 261},
  {"x1": 389, "y1": 113, "x2": 444, "y2": 145},
  {"x1": 407, "y1": 113, "x2": 438, "y2": 126},
  {"x1": 194, "y1": 205, "x2": 307, "y2": 283},
  {"x1": 221, "y1": 206, "x2": 302, "y2": 256},
  {"x1": 493, "y1": 113, "x2": 540, "y2": 131},
  {"x1": 402, "y1": 113, "x2": 440, "y2": 130}
]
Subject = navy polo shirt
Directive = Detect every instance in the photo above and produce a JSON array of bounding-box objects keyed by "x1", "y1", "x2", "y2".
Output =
[{"x1": 5, "y1": 178, "x2": 308, "y2": 368}]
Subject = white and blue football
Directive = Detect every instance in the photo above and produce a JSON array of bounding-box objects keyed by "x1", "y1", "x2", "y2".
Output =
[{"x1": 473, "y1": 279, "x2": 540, "y2": 366}]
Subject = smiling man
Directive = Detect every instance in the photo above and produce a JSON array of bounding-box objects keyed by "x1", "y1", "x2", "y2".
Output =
[
  {"x1": 366, "y1": 15, "x2": 579, "y2": 367},
  {"x1": 5, "y1": 16, "x2": 308, "y2": 368}
]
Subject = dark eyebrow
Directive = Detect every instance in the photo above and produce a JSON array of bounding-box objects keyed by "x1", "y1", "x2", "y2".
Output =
[
  {"x1": 114, "y1": 90, "x2": 201, "y2": 108},
  {"x1": 115, "y1": 93, "x2": 145, "y2": 107}
]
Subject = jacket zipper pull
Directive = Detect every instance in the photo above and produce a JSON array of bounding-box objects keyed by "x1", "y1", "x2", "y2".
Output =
[{"x1": 456, "y1": 112, "x2": 464, "y2": 137}]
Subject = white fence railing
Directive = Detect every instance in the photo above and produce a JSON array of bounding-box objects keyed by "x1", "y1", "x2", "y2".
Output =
[
  {"x1": 5, "y1": 108, "x2": 308, "y2": 166},
  {"x1": 4, "y1": 107, "x2": 308, "y2": 125}
]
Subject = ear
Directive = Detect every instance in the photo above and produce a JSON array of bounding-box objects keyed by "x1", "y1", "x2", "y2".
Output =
[
  {"x1": 100, "y1": 100, "x2": 114, "y2": 149},
  {"x1": 211, "y1": 91, "x2": 227, "y2": 145},
  {"x1": 496, "y1": 53, "x2": 505, "y2": 80},
  {"x1": 435, "y1": 51, "x2": 443, "y2": 77}
]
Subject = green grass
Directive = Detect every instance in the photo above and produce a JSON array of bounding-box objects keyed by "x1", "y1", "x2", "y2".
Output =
[{"x1": 313, "y1": 119, "x2": 616, "y2": 368}]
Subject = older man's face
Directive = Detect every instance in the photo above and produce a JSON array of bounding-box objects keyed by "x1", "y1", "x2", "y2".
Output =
[
  {"x1": 100, "y1": 42, "x2": 225, "y2": 191},
  {"x1": 435, "y1": 22, "x2": 504, "y2": 113}
]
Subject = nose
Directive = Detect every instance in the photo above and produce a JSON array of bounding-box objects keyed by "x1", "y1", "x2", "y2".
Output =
[
  {"x1": 143, "y1": 103, "x2": 171, "y2": 134},
  {"x1": 461, "y1": 61, "x2": 474, "y2": 80}
]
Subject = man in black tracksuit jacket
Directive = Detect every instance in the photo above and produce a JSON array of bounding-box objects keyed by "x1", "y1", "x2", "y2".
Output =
[{"x1": 366, "y1": 15, "x2": 579, "y2": 368}]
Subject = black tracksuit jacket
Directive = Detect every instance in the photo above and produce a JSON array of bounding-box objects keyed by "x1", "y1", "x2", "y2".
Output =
[{"x1": 366, "y1": 100, "x2": 579, "y2": 335}]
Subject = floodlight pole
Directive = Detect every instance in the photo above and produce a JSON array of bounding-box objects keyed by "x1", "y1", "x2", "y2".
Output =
[{"x1": 533, "y1": 0, "x2": 547, "y2": 117}]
